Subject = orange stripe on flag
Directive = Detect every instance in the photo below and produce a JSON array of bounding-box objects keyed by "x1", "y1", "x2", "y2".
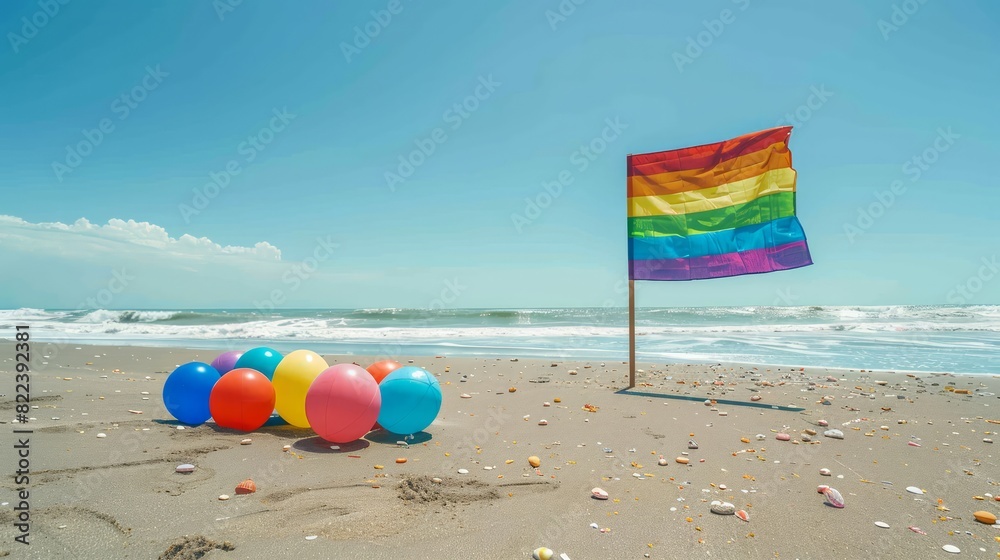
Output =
[{"x1": 628, "y1": 141, "x2": 791, "y2": 197}]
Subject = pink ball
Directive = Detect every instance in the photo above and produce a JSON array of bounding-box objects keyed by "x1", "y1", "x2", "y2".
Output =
[{"x1": 305, "y1": 364, "x2": 381, "y2": 444}]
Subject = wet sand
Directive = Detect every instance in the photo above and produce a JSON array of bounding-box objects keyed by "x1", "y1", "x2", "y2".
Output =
[{"x1": 1, "y1": 343, "x2": 998, "y2": 559}]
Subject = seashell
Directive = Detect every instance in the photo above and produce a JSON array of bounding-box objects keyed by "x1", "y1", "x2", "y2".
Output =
[
  {"x1": 457, "y1": 469, "x2": 469, "y2": 474},
  {"x1": 823, "y1": 429, "x2": 844, "y2": 439},
  {"x1": 905, "y1": 486, "x2": 923, "y2": 495},
  {"x1": 704, "y1": 400, "x2": 713, "y2": 406},
  {"x1": 818, "y1": 420, "x2": 829, "y2": 427},
  {"x1": 538, "y1": 419, "x2": 548, "y2": 426},
  {"x1": 718, "y1": 411, "x2": 728, "y2": 416},
  {"x1": 819, "y1": 468, "x2": 831, "y2": 476},
  {"x1": 710, "y1": 501, "x2": 736, "y2": 515},
  {"x1": 508, "y1": 387, "x2": 517, "y2": 393},
  {"x1": 658, "y1": 456, "x2": 668, "y2": 466},
  {"x1": 823, "y1": 487, "x2": 845, "y2": 508},
  {"x1": 718, "y1": 484, "x2": 727, "y2": 490},
  {"x1": 735, "y1": 509, "x2": 749, "y2": 522},
  {"x1": 395, "y1": 458, "x2": 407, "y2": 464},
  {"x1": 687, "y1": 440, "x2": 698, "y2": 449},
  {"x1": 175, "y1": 464, "x2": 195, "y2": 473},
  {"x1": 755, "y1": 434, "x2": 766, "y2": 441},
  {"x1": 528, "y1": 456, "x2": 541, "y2": 468},
  {"x1": 750, "y1": 395, "x2": 761, "y2": 401},
  {"x1": 972, "y1": 510, "x2": 997, "y2": 524},
  {"x1": 591, "y1": 487, "x2": 609, "y2": 500},
  {"x1": 984, "y1": 438, "x2": 993, "y2": 443},
  {"x1": 460, "y1": 393, "x2": 471, "y2": 399},
  {"x1": 235, "y1": 479, "x2": 256, "y2": 494},
  {"x1": 776, "y1": 433, "x2": 790, "y2": 441},
  {"x1": 532, "y1": 547, "x2": 554, "y2": 560},
  {"x1": 804, "y1": 428, "x2": 817, "y2": 436},
  {"x1": 676, "y1": 456, "x2": 689, "y2": 465},
  {"x1": 218, "y1": 494, "x2": 230, "y2": 501},
  {"x1": 240, "y1": 438, "x2": 252, "y2": 445},
  {"x1": 907, "y1": 441, "x2": 921, "y2": 447},
  {"x1": 553, "y1": 398, "x2": 561, "y2": 403},
  {"x1": 96, "y1": 433, "x2": 107, "y2": 438},
  {"x1": 305, "y1": 535, "x2": 317, "y2": 540},
  {"x1": 942, "y1": 545, "x2": 960, "y2": 554},
  {"x1": 801, "y1": 435, "x2": 811, "y2": 442},
  {"x1": 817, "y1": 485, "x2": 829, "y2": 494},
  {"x1": 543, "y1": 402, "x2": 551, "y2": 407},
  {"x1": 874, "y1": 521, "x2": 890, "y2": 528},
  {"x1": 432, "y1": 477, "x2": 443, "y2": 483},
  {"x1": 741, "y1": 437, "x2": 750, "y2": 443},
  {"x1": 908, "y1": 526, "x2": 926, "y2": 535}
]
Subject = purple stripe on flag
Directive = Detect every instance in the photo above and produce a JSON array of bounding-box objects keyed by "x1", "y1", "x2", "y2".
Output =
[{"x1": 629, "y1": 240, "x2": 812, "y2": 281}]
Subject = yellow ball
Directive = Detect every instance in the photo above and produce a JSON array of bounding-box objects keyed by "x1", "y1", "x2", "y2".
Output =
[{"x1": 272, "y1": 350, "x2": 329, "y2": 428}]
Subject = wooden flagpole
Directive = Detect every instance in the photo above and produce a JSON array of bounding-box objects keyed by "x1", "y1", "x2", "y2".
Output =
[{"x1": 628, "y1": 279, "x2": 636, "y2": 388}]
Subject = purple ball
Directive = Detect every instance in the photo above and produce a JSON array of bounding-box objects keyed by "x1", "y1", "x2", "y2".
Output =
[{"x1": 210, "y1": 351, "x2": 243, "y2": 375}]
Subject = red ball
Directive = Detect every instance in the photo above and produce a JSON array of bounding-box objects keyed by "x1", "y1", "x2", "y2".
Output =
[
  {"x1": 366, "y1": 360, "x2": 402, "y2": 384},
  {"x1": 306, "y1": 364, "x2": 381, "y2": 444},
  {"x1": 209, "y1": 368, "x2": 275, "y2": 432}
]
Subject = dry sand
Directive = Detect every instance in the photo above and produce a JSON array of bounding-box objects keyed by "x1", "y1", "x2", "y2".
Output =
[{"x1": 1, "y1": 344, "x2": 999, "y2": 559}]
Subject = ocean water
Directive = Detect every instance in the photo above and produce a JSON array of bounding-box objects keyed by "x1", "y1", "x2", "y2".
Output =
[{"x1": 2, "y1": 305, "x2": 998, "y2": 375}]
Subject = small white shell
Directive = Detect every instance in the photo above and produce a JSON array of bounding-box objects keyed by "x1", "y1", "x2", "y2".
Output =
[
  {"x1": 218, "y1": 494, "x2": 230, "y2": 501},
  {"x1": 942, "y1": 545, "x2": 960, "y2": 554},
  {"x1": 875, "y1": 521, "x2": 890, "y2": 528},
  {"x1": 591, "y1": 487, "x2": 609, "y2": 500},
  {"x1": 457, "y1": 469, "x2": 469, "y2": 474},
  {"x1": 905, "y1": 486, "x2": 924, "y2": 495},
  {"x1": 175, "y1": 464, "x2": 195, "y2": 473},
  {"x1": 819, "y1": 468, "x2": 831, "y2": 476},
  {"x1": 96, "y1": 433, "x2": 107, "y2": 438}
]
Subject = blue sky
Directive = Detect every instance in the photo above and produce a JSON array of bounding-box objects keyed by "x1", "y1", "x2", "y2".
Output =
[{"x1": 1, "y1": 0, "x2": 998, "y2": 310}]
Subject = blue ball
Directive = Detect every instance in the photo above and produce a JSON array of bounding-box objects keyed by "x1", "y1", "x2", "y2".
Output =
[
  {"x1": 234, "y1": 347, "x2": 283, "y2": 380},
  {"x1": 162, "y1": 362, "x2": 220, "y2": 425},
  {"x1": 377, "y1": 366, "x2": 442, "y2": 435}
]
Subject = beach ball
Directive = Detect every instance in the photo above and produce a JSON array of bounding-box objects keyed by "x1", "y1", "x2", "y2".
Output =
[
  {"x1": 209, "y1": 368, "x2": 275, "y2": 432},
  {"x1": 162, "y1": 362, "x2": 221, "y2": 425},
  {"x1": 234, "y1": 347, "x2": 283, "y2": 380},
  {"x1": 272, "y1": 350, "x2": 329, "y2": 428},
  {"x1": 366, "y1": 359, "x2": 402, "y2": 384},
  {"x1": 377, "y1": 366, "x2": 442, "y2": 435},
  {"x1": 210, "y1": 350, "x2": 243, "y2": 375},
  {"x1": 305, "y1": 364, "x2": 381, "y2": 443}
]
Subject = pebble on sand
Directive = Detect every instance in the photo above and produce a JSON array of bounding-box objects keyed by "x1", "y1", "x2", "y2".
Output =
[
  {"x1": 533, "y1": 547, "x2": 554, "y2": 560},
  {"x1": 240, "y1": 438, "x2": 252, "y2": 445},
  {"x1": 750, "y1": 395, "x2": 761, "y2": 401},
  {"x1": 591, "y1": 487, "x2": 609, "y2": 500},
  {"x1": 218, "y1": 495, "x2": 230, "y2": 501},
  {"x1": 819, "y1": 468, "x2": 831, "y2": 476},
  {"x1": 396, "y1": 458, "x2": 407, "y2": 464},
  {"x1": 818, "y1": 420, "x2": 829, "y2": 427},
  {"x1": 528, "y1": 456, "x2": 541, "y2": 468},
  {"x1": 972, "y1": 510, "x2": 997, "y2": 524},
  {"x1": 709, "y1": 501, "x2": 736, "y2": 515},
  {"x1": 776, "y1": 433, "x2": 791, "y2": 441},
  {"x1": 96, "y1": 433, "x2": 107, "y2": 438},
  {"x1": 457, "y1": 469, "x2": 469, "y2": 474},
  {"x1": 675, "y1": 457, "x2": 689, "y2": 465},
  {"x1": 175, "y1": 464, "x2": 195, "y2": 473},
  {"x1": 823, "y1": 429, "x2": 845, "y2": 439}
]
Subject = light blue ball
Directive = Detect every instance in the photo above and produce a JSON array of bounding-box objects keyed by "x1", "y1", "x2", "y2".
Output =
[
  {"x1": 162, "y1": 362, "x2": 220, "y2": 425},
  {"x1": 377, "y1": 366, "x2": 442, "y2": 435},
  {"x1": 234, "y1": 347, "x2": 283, "y2": 380}
]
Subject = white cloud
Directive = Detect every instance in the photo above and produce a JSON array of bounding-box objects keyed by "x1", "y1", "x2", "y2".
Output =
[{"x1": 0, "y1": 215, "x2": 282, "y2": 261}]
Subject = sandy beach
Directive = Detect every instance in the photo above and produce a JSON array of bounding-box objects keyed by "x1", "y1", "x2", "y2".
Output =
[{"x1": 2, "y1": 343, "x2": 999, "y2": 559}]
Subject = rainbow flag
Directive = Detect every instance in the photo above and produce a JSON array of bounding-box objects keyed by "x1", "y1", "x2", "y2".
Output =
[{"x1": 627, "y1": 126, "x2": 812, "y2": 281}]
